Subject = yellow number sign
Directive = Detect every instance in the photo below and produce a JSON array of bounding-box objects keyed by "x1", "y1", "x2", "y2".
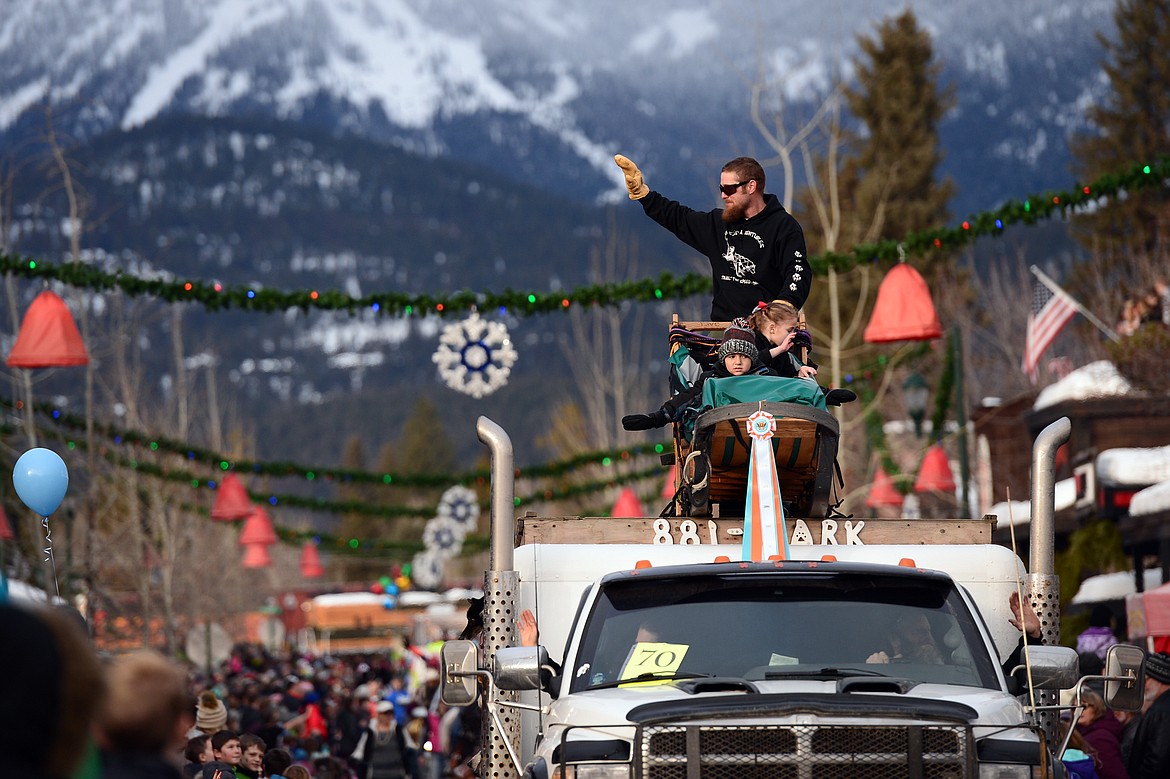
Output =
[{"x1": 618, "y1": 642, "x2": 689, "y2": 686}]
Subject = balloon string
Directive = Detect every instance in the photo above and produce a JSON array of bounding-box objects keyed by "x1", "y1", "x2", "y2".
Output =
[{"x1": 42, "y1": 517, "x2": 60, "y2": 598}]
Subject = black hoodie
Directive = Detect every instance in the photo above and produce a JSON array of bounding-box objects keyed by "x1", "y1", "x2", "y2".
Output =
[{"x1": 640, "y1": 191, "x2": 810, "y2": 320}]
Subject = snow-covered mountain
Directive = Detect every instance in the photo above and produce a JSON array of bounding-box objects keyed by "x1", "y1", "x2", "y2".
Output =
[
  {"x1": 0, "y1": 0, "x2": 1118, "y2": 215},
  {"x1": 0, "y1": 0, "x2": 1128, "y2": 463}
]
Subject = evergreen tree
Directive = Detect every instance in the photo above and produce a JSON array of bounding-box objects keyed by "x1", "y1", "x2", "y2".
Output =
[
  {"x1": 795, "y1": 9, "x2": 956, "y2": 513},
  {"x1": 398, "y1": 397, "x2": 456, "y2": 476},
  {"x1": 842, "y1": 9, "x2": 955, "y2": 251},
  {"x1": 1071, "y1": 0, "x2": 1170, "y2": 265},
  {"x1": 381, "y1": 397, "x2": 457, "y2": 553},
  {"x1": 1055, "y1": 520, "x2": 1128, "y2": 645},
  {"x1": 337, "y1": 434, "x2": 376, "y2": 546}
]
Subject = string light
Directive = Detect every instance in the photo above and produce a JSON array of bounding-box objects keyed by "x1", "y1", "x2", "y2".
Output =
[
  {"x1": 2, "y1": 157, "x2": 1164, "y2": 317},
  {"x1": 1, "y1": 394, "x2": 668, "y2": 496},
  {"x1": 0, "y1": 159, "x2": 1164, "y2": 554}
]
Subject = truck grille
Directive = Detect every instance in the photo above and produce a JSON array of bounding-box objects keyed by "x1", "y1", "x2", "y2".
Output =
[{"x1": 639, "y1": 723, "x2": 972, "y2": 779}]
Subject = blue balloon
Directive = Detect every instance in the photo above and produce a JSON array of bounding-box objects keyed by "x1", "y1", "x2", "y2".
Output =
[{"x1": 13, "y1": 448, "x2": 69, "y2": 516}]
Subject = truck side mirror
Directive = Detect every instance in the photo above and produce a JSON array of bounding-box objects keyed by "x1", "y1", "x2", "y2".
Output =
[
  {"x1": 1103, "y1": 643, "x2": 1145, "y2": 712},
  {"x1": 440, "y1": 639, "x2": 480, "y2": 706},
  {"x1": 1017, "y1": 645, "x2": 1079, "y2": 690},
  {"x1": 493, "y1": 645, "x2": 551, "y2": 691}
]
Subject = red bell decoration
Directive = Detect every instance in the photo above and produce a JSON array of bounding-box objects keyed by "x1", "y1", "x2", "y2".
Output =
[
  {"x1": 0, "y1": 504, "x2": 13, "y2": 541},
  {"x1": 865, "y1": 465, "x2": 904, "y2": 508},
  {"x1": 211, "y1": 473, "x2": 253, "y2": 521},
  {"x1": 863, "y1": 263, "x2": 943, "y2": 343},
  {"x1": 238, "y1": 506, "x2": 278, "y2": 546},
  {"x1": 610, "y1": 487, "x2": 644, "y2": 518},
  {"x1": 6, "y1": 291, "x2": 90, "y2": 367},
  {"x1": 300, "y1": 541, "x2": 324, "y2": 578},
  {"x1": 241, "y1": 542, "x2": 272, "y2": 568},
  {"x1": 661, "y1": 464, "x2": 678, "y2": 500},
  {"x1": 914, "y1": 444, "x2": 956, "y2": 494}
]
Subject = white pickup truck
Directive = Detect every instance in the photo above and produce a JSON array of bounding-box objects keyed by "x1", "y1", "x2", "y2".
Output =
[{"x1": 441, "y1": 416, "x2": 1145, "y2": 779}]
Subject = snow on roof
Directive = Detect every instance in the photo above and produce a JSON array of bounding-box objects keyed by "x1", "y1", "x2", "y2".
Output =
[
  {"x1": 1056, "y1": 477, "x2": 1078, "y2": 511},
  {"x1": 1071, "y1": 568, "x2": 1165, "y2": 604},
  {"x1": 310, "y1": 588, "x2": 482, "y2": 608},
  {"x1": 442, "y1": 587, "x2": 484, "y2": 602},
  {"x1": 312, "y1": 591, "x2": 385, "y2": 607},
  {"x1": 6, "y1": 578, "x2": 52, "y2": 604},
  {"x1": 987, "y1": 477, "x2": 1077, "y2": 528},
  {"x1": 398, "y1": 591, "x2": 443, "y2": 607},
  {"x1": 988, "y1": 500, "x2": 1031, "y2": 527},
  {"x1": 1097, "y1": 445, "x2": 1170, "y2": 488},
  {"x1": 1130, "y1": 479, "x2": 1170, "y2": 517},
  {"x1": 1033, "y1": 361, "x2": 1131, "y2": 411}
]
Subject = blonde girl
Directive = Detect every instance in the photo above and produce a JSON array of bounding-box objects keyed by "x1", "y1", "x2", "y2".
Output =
[{"x1": 746, "y1": 301, "x2": 817, "y2": 379}]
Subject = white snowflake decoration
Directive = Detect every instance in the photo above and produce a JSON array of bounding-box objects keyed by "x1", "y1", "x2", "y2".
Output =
[
  {"x1": 432, "y1": 312, "x2": 518, "y2": 398},
  {"x1": 411, "y1": 550, "x2": 445, "y2": 591},
  {"x1": 423, "y1": 515, "x2": 464, "y2": 559},
  {"x1": 438, "y1": 485, "x2": 480, "y2": 534}
]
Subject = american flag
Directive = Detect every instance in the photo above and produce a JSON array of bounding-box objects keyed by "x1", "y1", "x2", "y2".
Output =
[{"x1": 1022, "y1": 276, "x2": 1078, "y2": 383}]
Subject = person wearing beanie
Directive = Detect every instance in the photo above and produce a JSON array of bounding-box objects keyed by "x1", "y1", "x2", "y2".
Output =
[
  {"x1": 623, "y1": 319, "x2": 766, "y2": 431},
  {"x1": 1127, "y1": 651, "x2": 1170, "y2": 778},
  {"x1": 193, "y1": 690, "x2": 229, "y2": 737}
]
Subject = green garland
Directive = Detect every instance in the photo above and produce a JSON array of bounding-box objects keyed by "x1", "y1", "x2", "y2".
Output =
[
  {"x1": 844, "y1": 344, "x2": 935, "y2": 493},
  {"x1": 174, "y1": 497, "x2": 491, "y2": 558},
  {"x1": 9, "y1": 411, "x2": 672, "y2": 520},
  {"x1": 514, "y1": 464, "x2": 667, "y2": 506},
  {"x1": 856, "y1": 380, "x2": 908, "y2": 492},
  {"x1": 9, "y1": 420, "x2": 668, "y2": 561},
  {"x1": 4, "y1": 395, "x2": 667, "y2": 487},
  {"x1": 0, "y1": 257, "x2": 709, "y2": 317},
  {"x1": 928, "y1": 331, "x2": 958, "y2": 445},
  {"x1": 2, "y1": 157, "x2": 1166, "y2": 316}
]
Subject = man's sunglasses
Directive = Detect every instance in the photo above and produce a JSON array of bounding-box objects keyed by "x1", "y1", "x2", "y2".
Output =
[{"x1": 719, "y1": 180, "x2": 751, "y2": 196}]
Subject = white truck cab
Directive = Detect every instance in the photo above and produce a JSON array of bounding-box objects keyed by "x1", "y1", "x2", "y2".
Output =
[{"x1": 441, "y1": 416, "x2": 1145, "y2": 779}]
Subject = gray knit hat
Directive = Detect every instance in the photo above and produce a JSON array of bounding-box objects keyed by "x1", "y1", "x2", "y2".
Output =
[
  {"x1": 717, "y1": 319, "x2": 758, "y2": 363},
  {"x1": 195, "y1": 690, "x2": 228, "y2": 733}
]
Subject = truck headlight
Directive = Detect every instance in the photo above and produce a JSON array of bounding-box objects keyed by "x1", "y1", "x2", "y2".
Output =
[
  {"x1": 559, "y1": 766, "x2": 631, "y2": 779},
  {"x1": 978, "y1": 765, "x2": 1045, "y2": 779},
  {"x1": 977, "y1": 736, "x2": 1049, "y2": 779},
  {"x1": 553, "y1": 737, "x2": 632, "y2": 779}
]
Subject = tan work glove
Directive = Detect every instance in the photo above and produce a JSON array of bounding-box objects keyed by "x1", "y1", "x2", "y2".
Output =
[{"x1": 614, "y1": 154, "x2": 649, "y2": 200}]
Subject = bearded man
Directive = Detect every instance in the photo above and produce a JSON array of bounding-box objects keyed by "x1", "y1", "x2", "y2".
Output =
[{"x1": 615, "y1": 153, "x2": 810, "y2": 321}]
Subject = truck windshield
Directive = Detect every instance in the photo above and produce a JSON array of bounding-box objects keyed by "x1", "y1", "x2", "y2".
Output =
[{"x1": 569, "y1": 571, "x2": 1001, "y2": 693}]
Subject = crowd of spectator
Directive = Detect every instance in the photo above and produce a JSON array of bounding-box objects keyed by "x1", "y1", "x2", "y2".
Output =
[
  {"x1": 1, "y1": 599, "x2": 480, "y2": 779},
  {"x1": 177, "y1": 641, "x2": 479, "y2": 779},
  {"x1": 1116, "y1": 280, "x2": 1169, "y2": 337},
  {"x1": 12, "y1": 592, "x2": 1170, "y2": 779}
]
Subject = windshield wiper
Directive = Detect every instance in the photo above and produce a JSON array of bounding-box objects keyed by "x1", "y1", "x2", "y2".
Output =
[
  {"x1": 763, "y1": 667, "x2": 888, "y2": 681},
  {"x1": 587, "y1": 671, "x2": 713, "y2": 691}
]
